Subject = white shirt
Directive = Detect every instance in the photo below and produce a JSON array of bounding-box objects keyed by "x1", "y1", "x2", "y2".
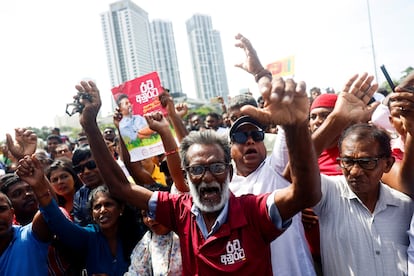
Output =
[
  {"x1": 408, "y1": 215, "x2": 414, "y2": 276},
  {"x1": 315, "y1": 174, "x2": 413, "y2": 276},
  {"x1": 229, "y1": 128, "x2": 316, "y2": 276}
]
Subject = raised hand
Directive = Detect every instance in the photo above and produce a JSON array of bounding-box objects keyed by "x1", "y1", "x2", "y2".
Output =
[
  {"x1": 159, "y1": 88, "x2": 176, "y2": 117},
  {"x1": 175, "y1": 103, "x2": 188, "y2": 119},
  {"x1": 113, "y1": 107, "x2": 123, "y2": 129},
  {"x1": 144, "y1": 112, "x2": 170, "y2": 134},
  {"x1": 234, "y1": 33, "x2": 265, "y2": 75},
  {"x1": 332, "y1": 73, "x2": 379, "y2": 123},
  {"x1": 16, "y1": 155, "x2": 45, "y2": 188},
  {"x1": 395, "y1": 71, "x2": 414, "y2": 93},
  {"x1": 390, "y1": 79, "x2": 414, "y2": 135},
  {"x1": 234, "y1": 33, "x2": 273, "y2": 114},
  {"x1": 241, "y1": 77, "x2": 309, "y2": 126},
  {"x1": 75, "y1": 80, "x2": 102, "y2": 128},
  {"x1": 6, "y1": 128, "x2": 37, "y2": 160}
]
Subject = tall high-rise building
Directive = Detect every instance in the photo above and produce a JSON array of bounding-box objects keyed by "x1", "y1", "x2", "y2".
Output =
[
  {"x1": 101, "y1": 0, "x2": 154, "y2": 89},
  {"x1": 186, "y1": 14, "x2": 229, "y2": 101},
  {"x1": 151, "y1": 20, "x2": 183, "y2": 95}
]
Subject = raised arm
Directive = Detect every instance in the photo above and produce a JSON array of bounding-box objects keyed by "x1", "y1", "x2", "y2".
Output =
[
  {"x1": 241, "y1": 77, "x2": 321, "y2": 220},
  {"x1": 159, "y1": 89, "x2": 189, "y2": 142},
  {"x1": 77, "y1": 81, "x2": 153, "y2": 210},
  {"x1": 144, "y1": 112, "x2": 189, "y2": 192},
  {"x1": 17, "y1": 155, "x2": 89, "y2": 247},
  {"x1": 234, "y1": 33, "x2": 271, "y2": 82},
  {"x1": 113, "y1": 107, "x2": 157, "y2": 186},
  {"x1": 6, "y1": 128, "x2": 38, "y2": 161},
  {"x1": 387, "y1": 71, "x2": 414, "y2": 198},
  {"x1": 312, "y1": 73, "x2": 379, "y2": 155},
  {"x1": 15, "y1": 155, "x2": 53, "y2": 242}
]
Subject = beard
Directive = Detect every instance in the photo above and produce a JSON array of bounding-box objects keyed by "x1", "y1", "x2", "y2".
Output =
[{"x1": 188, "y1": 174, "x2": 230, "y2": 213}]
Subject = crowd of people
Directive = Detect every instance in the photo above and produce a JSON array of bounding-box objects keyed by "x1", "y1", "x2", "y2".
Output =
[{"x1": 1, "y1": 33, "x2": 414, "y2": 276}]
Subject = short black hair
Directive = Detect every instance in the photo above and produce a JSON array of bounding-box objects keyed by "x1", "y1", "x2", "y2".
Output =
[
  {"x1": 338, "y1": 123, "x2": 391, "y2": 158},
  {"x1": 116, "y1": 93, "x2": 129, "y2": 106},
  {"x1": 228, "y1": 94, "x2": 258, "y2": 110},
  {"x1": 47, "y1": 134, "x2": 62, "y2": 143},
  {"x1": 0, "y1": 173, "x2": 23, "y2": 194},
  {"x1": 72, "y1": 145, "x2": 92, "y2": 166}
]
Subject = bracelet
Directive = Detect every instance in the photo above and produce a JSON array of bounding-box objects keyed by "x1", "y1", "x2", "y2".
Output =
[
  {"x1": 254, "y1": 69, "x2": 273, "y2": 83},
  {"x1": 164, "y1": 148, "x2": 178, "y2": 156},
  {"x1": 37, "y1": 190, "x2": 51, "y2": 200}
]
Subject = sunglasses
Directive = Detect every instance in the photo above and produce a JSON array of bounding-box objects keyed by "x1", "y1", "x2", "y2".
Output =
[
  {"x1": 231, "y1": 130, "x2": 265, "y2": 144},
  {"x1": 73, "y1": 160, "x2": 97, "y2": 174},
  {"x1": 336, "y1": 156, "x2": 384, "y2": 170}
]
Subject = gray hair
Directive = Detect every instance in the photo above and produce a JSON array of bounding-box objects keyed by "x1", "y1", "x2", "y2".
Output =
[
  {"x1": 228, "y1": 94, "x2": 258, "y2": 111},
  {"x1": 179, "y1": 130, "x2": 231, "y2": 168}
]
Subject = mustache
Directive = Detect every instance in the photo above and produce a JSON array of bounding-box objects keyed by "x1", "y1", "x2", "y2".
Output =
[{"x1": 197, "y1": 181, "x2": 221, "y2": 193}]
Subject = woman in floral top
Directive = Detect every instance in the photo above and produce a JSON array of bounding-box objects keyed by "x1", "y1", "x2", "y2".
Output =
[{"x1": 125, "y1": 207, "x2": 182, "y2": 276}]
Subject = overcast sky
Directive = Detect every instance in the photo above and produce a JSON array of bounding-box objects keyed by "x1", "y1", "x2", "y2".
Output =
[{"x1": 0, "y1": 0, "x2": 413, "y2": 139}]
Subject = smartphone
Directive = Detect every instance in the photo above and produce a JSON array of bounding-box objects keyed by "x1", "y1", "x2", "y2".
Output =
[{"x1": 380, "y1": 65, "x2": 396, "y2": 92}]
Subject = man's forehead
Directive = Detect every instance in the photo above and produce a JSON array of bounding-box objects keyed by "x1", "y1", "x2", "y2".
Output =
[
  {"x1": 341, "y1": 137, "x2": 379, "y2": 154},
  {"x1": 188, "y1": 143, "x2": 225, "y2": 160},
  {"x1": 7, "y1": 181, "x2": 29, "y2": 191}
]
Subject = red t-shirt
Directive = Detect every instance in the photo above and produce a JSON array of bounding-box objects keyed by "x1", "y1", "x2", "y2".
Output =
[
  {"x1": 318, "y1": 146, "x2": 342, "y2": 176},
  {"x1": 156, "y1": 192, "x2": 283, "y2": 275}
]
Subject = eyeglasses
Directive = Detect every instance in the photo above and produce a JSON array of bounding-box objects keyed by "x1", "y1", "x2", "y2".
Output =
[
  {"x1": 73, "y1": 160, "x2": 97, "y2": 174},
  {"x1": 336, "y1": 156, "x2": 384, "y2": 170},
  {"x1": 186, "y1": 162, "x2": 229, "y2": 179},
  {"x1": 231, "y1": 130, "x2": 265, "y2": 144}
]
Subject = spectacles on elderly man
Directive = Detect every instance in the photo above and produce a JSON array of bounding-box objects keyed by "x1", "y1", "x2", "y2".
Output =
[
  {"x1": 337, "y1": 156, "x2": 385, "y2": 170},
  {"x1": 186, "y1": 162, "x2": 229, "y2": 179}
]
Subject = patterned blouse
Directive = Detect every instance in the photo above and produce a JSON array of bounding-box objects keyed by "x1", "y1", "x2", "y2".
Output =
[{"x1": 125, "y1": 231, "x2": 182, "y2": 276}]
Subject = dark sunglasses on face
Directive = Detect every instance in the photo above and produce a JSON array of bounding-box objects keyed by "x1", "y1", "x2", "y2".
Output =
[
  {"x1": 231, "y1": 130, "x2": 265, "y2": 144},
  {"x1": 336, "y1": 156, "x2": 384, "y2": 170},
  {"x1": 73, "y1": 160, "x2": 97, "y2": 174},
  {"x1": 186, "y1": 162, "x2": 228, "y2": 179}
]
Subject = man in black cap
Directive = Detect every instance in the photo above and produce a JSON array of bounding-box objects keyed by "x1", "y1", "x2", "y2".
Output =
[
  {"x1": 230, "y1": 33, "x2": 316, "y2": 275},
  {"x1": 228, "y1": 114, "x2": 317, "y2": 276}
]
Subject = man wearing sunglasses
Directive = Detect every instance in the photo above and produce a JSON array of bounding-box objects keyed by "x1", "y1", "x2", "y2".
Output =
[
  {"x1": 231, "y1": 34, "x2": 317, "y2": 275},
  {"x1": 228, "y1": 114, "x2": 317, "y2": 276},
  {"x1": 71, "y1": 145, "x2": 105, "y2": 226}
]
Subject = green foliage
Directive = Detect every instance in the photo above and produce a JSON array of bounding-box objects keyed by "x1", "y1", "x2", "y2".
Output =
[
  {"x1": 125, "y1": 132, "x2": 162, "y2": 149},
  {"x1": 401, "y1": 67, "x2": 414, "y2": 79},
  {"x1": 184, "y1": 105, "x2": 220, "y2": 120},
  {"x1": 31, "y1": 126, "x2": 52, "y2": 141}
]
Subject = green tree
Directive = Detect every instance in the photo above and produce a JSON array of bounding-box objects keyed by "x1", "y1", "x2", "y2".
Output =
[
  {"x1": 380, "y1": 66, "x2": 413, "y2": 93},
  {"x1": 401, "y1": 66, "x2": 414, "y2": 79}
]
